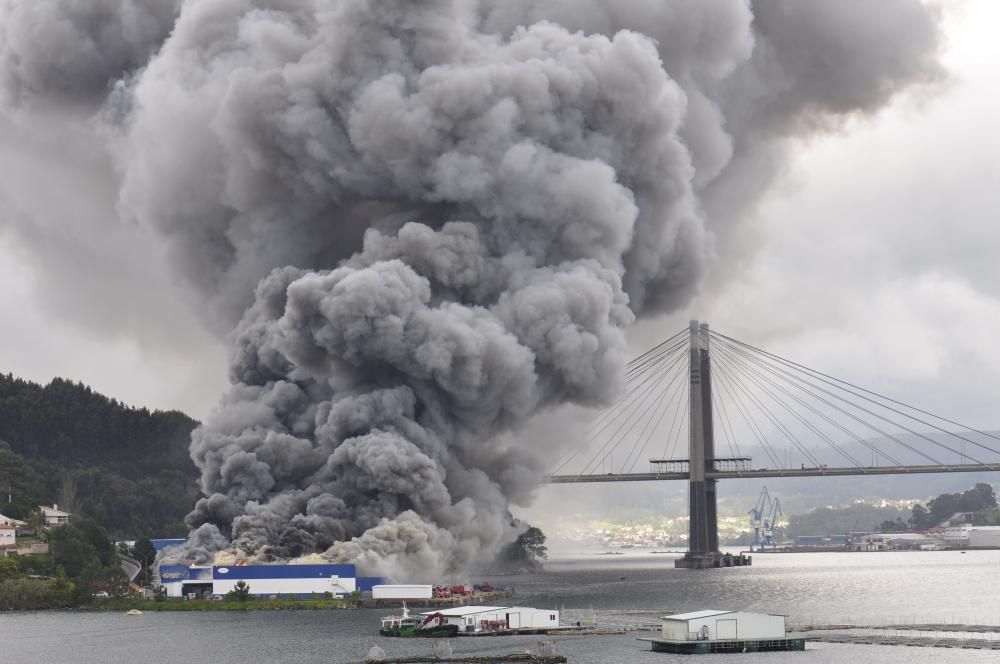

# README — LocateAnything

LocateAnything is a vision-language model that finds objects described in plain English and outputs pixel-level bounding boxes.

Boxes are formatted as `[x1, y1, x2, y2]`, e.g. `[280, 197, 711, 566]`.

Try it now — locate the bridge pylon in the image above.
[676, 321, 750, 569]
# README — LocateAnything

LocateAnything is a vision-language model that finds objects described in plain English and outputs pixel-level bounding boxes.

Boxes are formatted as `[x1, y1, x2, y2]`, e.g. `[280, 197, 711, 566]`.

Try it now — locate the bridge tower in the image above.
[676, 321, 749, 568]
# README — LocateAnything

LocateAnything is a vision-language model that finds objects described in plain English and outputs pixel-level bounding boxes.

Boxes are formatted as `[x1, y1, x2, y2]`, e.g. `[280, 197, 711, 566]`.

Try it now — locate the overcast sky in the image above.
[1, 0, 997, 429]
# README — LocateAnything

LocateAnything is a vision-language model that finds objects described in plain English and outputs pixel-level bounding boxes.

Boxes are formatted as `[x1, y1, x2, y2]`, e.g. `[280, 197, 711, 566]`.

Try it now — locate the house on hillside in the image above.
[39, 504, 72, 527]
[0, 523, 15, 551]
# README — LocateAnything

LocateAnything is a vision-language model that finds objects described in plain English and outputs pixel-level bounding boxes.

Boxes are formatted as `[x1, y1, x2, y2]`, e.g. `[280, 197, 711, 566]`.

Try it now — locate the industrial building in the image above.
[155, 563, 382, 599]
[419, 605, 559, 632]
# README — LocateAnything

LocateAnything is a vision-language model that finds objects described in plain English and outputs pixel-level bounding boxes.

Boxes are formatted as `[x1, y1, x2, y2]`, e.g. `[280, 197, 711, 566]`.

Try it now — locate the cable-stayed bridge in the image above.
[547, 321, 1000, 568]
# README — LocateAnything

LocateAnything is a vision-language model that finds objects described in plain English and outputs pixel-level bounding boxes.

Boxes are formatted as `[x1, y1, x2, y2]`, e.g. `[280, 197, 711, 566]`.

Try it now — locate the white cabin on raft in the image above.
[419, 605, 559, 632]
[661, 609, 786, 641]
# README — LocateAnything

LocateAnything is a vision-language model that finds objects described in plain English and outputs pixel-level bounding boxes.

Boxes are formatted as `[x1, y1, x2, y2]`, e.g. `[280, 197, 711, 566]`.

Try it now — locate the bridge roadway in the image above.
[547, 462, 1000, 483]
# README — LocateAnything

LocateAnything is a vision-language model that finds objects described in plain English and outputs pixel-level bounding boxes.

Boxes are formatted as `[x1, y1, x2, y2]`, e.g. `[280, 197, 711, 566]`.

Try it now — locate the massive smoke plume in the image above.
[0, 0, 943, 578]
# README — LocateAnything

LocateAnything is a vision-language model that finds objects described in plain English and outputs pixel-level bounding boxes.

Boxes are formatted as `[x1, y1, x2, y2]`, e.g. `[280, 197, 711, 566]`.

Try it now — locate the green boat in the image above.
[379, 604, 459, 638]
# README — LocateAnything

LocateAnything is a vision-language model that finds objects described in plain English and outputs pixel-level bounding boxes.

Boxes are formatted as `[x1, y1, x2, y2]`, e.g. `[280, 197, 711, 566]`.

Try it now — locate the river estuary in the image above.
[4, 549, 1000, 663]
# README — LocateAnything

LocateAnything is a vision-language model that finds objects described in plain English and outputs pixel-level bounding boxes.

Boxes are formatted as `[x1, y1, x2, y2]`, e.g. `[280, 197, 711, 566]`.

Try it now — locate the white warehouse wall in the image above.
[213, 576, 356, 596]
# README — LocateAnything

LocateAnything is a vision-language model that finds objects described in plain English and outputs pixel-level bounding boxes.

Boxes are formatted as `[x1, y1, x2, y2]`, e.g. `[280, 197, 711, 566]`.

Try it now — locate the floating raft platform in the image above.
[806, 633, 1000, 650]
[647, 637, 805, 654]
[674, 552, 752, 569]
[371, 654, 566, 663]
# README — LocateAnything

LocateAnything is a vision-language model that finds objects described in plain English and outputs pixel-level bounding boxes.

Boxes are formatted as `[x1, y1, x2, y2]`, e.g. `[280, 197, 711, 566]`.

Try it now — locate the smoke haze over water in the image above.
[0, 0, 944, 578]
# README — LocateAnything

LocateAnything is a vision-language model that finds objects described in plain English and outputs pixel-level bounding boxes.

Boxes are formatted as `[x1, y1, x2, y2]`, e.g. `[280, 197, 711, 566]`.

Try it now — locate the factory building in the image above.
[155, 563, 382, 599]
[661, 610, 786, 641]
[419, 605, 559, 632]
[968, 526, 1000, 548]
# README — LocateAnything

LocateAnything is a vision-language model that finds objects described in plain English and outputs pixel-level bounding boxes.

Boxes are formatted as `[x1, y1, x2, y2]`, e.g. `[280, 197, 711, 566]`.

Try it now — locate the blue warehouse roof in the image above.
[213, 564, 357, 580]
[151, 538, 187, 551]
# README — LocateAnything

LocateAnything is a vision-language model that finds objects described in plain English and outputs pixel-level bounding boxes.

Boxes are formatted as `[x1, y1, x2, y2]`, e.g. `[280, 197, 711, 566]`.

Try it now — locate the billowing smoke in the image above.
[0, 0, 943, 578]
[0, 0, 181, 108]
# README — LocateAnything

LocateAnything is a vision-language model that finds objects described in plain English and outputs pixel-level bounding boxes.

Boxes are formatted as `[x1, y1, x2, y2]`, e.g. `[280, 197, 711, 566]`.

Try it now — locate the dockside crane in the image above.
[762, 497, 783, 549]
[748, 486, 772, 551]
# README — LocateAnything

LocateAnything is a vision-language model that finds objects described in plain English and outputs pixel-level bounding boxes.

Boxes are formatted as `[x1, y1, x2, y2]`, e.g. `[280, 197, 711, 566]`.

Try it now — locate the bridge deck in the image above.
[547, 463, 1000, 483]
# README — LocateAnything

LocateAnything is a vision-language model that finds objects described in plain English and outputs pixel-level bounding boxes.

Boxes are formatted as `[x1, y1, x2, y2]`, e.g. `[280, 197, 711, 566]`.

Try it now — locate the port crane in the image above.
[748, 487, 783, 551]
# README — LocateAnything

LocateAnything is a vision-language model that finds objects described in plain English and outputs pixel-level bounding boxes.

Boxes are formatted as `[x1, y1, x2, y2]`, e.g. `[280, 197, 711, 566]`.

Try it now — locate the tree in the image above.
[227, 580, 251, 602]
[501, 526, 548, 564]
[0, 557, 18, 581]
[879, 517, 907, 533]
[910, 504, 931, 530]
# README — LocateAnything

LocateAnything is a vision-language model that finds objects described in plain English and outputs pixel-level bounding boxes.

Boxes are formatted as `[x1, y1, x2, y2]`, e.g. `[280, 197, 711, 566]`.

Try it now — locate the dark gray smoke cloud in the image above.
[0, 0, 944, 578]
[0, 0, 181, 108]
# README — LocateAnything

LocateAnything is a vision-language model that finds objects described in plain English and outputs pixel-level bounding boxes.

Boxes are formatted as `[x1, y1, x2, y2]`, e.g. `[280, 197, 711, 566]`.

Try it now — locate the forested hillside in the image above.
[0, 374, 199, 537]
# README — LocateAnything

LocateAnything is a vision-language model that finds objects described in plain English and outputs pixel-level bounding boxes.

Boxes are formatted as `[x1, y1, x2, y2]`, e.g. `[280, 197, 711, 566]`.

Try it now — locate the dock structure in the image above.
[360, 590, 513, 609]
[368, 655, 567, 663]
[648, 637, 806, 654]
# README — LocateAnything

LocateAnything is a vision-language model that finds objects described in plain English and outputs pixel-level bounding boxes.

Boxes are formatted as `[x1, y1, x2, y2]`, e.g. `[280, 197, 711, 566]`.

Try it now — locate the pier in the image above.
[359, 590, 514, 609]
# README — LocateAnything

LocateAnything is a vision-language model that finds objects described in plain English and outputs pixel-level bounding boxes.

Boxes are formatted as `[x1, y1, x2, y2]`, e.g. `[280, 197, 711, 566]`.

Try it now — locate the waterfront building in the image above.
[649, 609, 804, 654]
[968, 526, 1000, 548]
[154, 563, 382, 599]
[944, 524, 972, 547]
[419, 605, 559, 632]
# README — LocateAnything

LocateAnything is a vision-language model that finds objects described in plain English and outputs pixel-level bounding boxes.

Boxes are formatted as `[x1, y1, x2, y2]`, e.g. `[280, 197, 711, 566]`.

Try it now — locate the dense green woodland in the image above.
[0, 373, 199, 537]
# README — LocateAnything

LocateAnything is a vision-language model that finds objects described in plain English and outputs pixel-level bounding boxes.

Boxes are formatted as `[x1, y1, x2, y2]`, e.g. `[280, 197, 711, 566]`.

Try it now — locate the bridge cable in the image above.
[623, 363, 689, 474]
[711, 357, 823, 468]
[550, 338, 688, 474]
[712, 376, 744, 459]
[586, 336, 687, 433]
[712, 342, 865, 468]
[711, 382, 739, 460]
[658, 385, 689, 463]
[711, 336, 911, 467]
[713, 332, 1000, 458]
[711, 334, 978, 465]
[615, 357, 690, 474]
[714, 336, 946, 465]
[710, 356, 783, 468]
[577, 347, 689, 476]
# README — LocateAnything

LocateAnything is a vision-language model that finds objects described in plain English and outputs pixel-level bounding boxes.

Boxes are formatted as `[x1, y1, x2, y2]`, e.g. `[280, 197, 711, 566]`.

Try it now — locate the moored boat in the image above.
[379, 602, 459, 638]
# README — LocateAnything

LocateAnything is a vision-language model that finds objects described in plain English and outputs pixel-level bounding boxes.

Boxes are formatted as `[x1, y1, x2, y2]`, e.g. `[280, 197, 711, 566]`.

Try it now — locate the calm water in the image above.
[4, 549, 1000, 663]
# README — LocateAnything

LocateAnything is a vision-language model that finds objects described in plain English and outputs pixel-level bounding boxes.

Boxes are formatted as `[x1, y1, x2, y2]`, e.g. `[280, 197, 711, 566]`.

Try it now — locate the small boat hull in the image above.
[379, 624, 460, 638]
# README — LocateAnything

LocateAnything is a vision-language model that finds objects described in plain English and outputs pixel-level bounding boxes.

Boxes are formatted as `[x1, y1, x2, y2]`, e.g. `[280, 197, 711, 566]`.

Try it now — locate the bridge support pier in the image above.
[676, 321, 750, 569]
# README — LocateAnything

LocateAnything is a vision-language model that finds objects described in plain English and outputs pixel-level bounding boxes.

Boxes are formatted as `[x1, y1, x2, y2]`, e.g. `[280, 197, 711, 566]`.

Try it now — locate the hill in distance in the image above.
[0, 373, 199, 538]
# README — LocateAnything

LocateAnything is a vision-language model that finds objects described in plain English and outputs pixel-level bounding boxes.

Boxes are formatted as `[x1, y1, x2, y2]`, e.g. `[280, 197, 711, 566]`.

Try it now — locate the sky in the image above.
[0, 0, 997, 432]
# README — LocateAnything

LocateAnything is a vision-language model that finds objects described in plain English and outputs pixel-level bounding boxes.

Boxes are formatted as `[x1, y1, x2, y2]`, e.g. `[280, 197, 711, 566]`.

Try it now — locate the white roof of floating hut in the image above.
[664, 609, 735, 620]
[420, 606, 506, 616]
